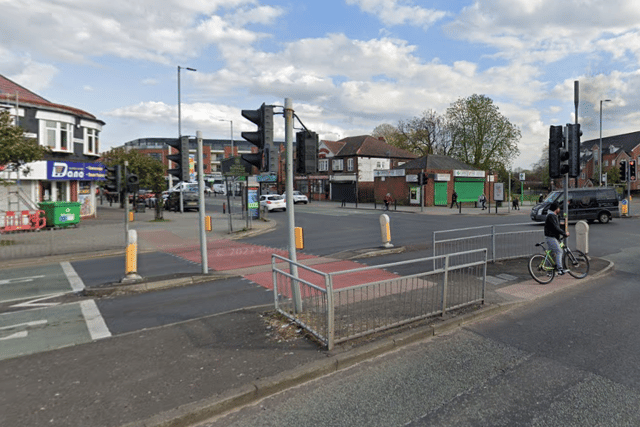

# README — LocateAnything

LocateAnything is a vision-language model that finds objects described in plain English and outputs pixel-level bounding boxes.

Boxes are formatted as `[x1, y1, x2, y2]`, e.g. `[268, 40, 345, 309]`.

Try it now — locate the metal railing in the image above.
[272, 249, 487, 350]
[433, 223, 543, 267]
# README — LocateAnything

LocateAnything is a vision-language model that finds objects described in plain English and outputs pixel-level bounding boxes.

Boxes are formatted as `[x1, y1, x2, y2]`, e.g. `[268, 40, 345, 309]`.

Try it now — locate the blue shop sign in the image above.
[47, 161, 106, 181]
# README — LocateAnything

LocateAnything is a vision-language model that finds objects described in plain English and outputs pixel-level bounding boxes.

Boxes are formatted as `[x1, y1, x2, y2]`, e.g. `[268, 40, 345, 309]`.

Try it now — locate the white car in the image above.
[260, 194, 287, 212]
[282, 190, 309, 204]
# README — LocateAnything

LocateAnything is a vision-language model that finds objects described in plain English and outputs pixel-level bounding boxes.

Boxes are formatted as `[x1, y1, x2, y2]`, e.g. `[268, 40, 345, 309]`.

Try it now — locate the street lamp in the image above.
[177, 66, 197, 138]
[599, 99, 611, 186]
[219, 119, 234, 158]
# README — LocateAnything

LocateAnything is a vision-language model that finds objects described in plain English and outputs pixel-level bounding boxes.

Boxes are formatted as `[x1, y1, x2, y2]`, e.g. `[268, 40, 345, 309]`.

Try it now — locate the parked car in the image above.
[165, 191, 200, 212]
[213, 183, 226, 194]
[259, 194, 287, 212]
[282, 190, 308, 204]
[530, 187, 620, 224]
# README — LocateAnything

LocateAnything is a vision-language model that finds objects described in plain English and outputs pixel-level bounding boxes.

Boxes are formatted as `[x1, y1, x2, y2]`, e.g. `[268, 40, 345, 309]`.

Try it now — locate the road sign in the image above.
[519, 173, 525, 180]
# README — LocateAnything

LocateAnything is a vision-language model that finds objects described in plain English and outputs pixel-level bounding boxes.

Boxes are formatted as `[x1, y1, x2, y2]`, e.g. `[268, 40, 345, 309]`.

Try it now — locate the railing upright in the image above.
[441, 254, 449, 314]
[326, 273, 335, 351]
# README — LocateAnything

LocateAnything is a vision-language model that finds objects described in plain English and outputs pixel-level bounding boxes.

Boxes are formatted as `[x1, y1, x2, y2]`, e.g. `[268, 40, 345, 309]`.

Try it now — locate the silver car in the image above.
[260, 194, 287, 212]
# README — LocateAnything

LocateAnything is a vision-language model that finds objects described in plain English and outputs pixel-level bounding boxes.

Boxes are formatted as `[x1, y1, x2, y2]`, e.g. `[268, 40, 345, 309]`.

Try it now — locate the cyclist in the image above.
[544, 202, 569, 275]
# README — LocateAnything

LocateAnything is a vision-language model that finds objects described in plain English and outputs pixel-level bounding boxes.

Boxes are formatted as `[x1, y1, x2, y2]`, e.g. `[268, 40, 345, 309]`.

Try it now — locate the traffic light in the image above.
[296, 130, 318, 175]
[241, 103, 274, 172]
[548, 125, 565, 178]
[418, 172, 427, 185]
[567, 123, 582, 178]
[126, 173, 139, 193]
[620, 160, 627, 182]
[167, 136, 190, 182]
[105, 164, 121, 193]
[630, 160, 637, 181]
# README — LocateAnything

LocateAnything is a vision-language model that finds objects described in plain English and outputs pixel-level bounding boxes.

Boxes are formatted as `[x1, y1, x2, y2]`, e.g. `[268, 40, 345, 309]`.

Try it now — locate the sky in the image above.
[2, 0, 640, 170]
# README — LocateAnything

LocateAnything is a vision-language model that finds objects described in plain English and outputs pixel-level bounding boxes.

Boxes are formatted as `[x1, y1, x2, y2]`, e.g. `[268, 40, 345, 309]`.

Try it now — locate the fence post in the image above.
[441, 254, 449, 315]
[326, 273, 335, 351]
[272, 255, 279, 310]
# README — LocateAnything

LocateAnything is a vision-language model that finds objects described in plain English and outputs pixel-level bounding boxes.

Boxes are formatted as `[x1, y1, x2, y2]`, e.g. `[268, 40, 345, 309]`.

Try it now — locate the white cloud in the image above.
[346, 0, 448, 29]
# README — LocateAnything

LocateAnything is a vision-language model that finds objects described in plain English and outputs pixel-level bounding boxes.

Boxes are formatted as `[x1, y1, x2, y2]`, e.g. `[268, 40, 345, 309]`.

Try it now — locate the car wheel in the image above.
[304, 201, 308, 204]
[598, 212, 610, 224]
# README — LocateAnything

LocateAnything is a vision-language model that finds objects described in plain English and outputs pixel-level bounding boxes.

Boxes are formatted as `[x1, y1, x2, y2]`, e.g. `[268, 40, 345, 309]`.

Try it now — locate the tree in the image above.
[396, 110, 452, 157]
[372, 123, 401, 146]
[0, 109, 49, 181]
[100, 148, 166, 220]
[446, 94, 520, 171]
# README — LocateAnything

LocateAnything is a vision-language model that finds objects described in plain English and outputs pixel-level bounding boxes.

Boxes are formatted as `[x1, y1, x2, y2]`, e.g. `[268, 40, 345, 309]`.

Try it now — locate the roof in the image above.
[397, 154, 478, 171]
[0, 74, 101, 122]
[334, 135, 418, 159]
[583, 131, 640, 155]
[321, 140, 346, 154]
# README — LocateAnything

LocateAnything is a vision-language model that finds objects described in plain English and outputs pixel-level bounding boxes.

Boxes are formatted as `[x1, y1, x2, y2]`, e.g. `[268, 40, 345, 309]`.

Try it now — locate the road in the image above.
[201, 245, 640, 427]
[1, 204, 636, 362]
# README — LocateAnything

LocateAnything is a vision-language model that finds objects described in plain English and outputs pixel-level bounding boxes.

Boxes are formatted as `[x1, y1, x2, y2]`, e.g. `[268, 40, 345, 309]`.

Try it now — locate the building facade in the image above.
[0, 74, 105, 218]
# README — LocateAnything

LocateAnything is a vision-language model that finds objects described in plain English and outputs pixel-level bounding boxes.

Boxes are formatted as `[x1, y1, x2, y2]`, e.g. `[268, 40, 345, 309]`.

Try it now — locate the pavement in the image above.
[0, 198, 626, 427]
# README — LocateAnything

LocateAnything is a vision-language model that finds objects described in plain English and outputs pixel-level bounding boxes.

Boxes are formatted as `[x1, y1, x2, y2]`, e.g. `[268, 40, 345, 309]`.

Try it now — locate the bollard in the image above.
[223, 202, 226, 214]
[379, 214, 393, 248]
[121, 230, 142, 283]
[576, 220, 589, 254]
[205, 215, 212, 232]
[295, 227, 304, 249]
[129, 211, 134, 222]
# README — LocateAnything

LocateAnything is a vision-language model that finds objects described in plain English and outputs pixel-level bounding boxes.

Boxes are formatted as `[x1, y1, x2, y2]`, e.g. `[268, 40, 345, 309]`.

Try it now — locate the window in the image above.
[85, 128, 99, 154]
[318, 159, 328, 172]
[347, 158, 354, 171]
[43, 120, 73, 152]
[376, 161, 383, 169]
[332, 159, 343, 171]
[604, 160, 609, 167]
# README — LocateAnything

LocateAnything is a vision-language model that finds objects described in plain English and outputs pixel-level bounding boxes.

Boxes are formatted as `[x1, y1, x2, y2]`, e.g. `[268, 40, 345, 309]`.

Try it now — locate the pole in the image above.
[508, 171, 511, 213]
[599, 100, 603, 186]
[574, 80, 579, 189]
[420, 169, 424, 213]
[285, 98, 302, 313]
[124, 161, 129, 243]
[196, 131, 208, 274]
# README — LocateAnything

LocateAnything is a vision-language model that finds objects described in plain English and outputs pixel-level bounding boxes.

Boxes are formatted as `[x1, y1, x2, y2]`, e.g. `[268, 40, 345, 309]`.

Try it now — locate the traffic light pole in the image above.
[285, 98, 302, 313]
[196, 131, 208, 274]
[124, 161, 129, 244]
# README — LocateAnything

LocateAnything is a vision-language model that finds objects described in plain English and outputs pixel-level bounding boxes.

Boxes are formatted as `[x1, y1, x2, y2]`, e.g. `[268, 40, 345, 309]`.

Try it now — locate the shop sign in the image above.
[256, 174, 277, 183]
[453, 170, 485, 178]
[47, 161, 106, 181]
[374, 169, 405, 177]
[434, 174, 450, 181]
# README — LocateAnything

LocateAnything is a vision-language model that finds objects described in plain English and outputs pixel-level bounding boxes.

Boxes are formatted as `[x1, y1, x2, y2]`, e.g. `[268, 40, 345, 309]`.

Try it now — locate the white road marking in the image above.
[61, 261, 85, 292]
[10, 293, 64, 308]
[0, 319, 48, 340]
[80, 300, 111, 340]
[0, 275, 46, 285]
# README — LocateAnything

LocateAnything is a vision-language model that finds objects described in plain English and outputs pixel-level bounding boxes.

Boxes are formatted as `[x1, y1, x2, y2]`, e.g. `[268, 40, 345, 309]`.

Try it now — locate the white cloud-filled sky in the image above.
[2, 0, 639, 169]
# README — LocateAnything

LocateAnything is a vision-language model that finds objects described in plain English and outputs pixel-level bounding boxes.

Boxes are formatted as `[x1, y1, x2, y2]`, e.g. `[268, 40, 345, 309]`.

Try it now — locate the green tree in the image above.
[446, 94, 520, 170]
[396, 110, 451, 157]
[0, 110, 49, 181]
[606, 165, 620, 184]
[100, 148, 166, 219]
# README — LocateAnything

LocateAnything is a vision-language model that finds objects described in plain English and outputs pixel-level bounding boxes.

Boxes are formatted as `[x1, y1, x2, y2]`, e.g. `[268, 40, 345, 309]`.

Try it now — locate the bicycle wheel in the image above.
[564, 249, 589, 279]
[528, 254, 555, 284]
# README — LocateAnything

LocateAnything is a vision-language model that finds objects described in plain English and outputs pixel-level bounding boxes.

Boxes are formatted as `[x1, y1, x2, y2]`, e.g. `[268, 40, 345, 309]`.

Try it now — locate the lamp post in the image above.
[219, 119, 234, 158]
[599, 99, 611, 186]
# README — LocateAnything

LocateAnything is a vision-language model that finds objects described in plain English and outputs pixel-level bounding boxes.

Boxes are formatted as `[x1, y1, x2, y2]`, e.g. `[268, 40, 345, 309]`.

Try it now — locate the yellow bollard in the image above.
[205, 215, 212, 232]
[379, 214, 393, 248]
[122, 230, 142, 282]
[129, 211, 134, 222]
[295, 227, 304, 250]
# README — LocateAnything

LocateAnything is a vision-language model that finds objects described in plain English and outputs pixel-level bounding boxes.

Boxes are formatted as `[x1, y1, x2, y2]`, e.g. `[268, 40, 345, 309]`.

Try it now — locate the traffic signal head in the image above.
[167, 136, 190, 182]
[105, 164, 121, 193]
[126, 173, 139, 193]
[241, 103, 274, 172]
[630, 160, 637, 181]
[620, 160, 627, 182]
[567, 123, 582, 178]
[296, 130, 318, 175]
[548, 125, 565, 178]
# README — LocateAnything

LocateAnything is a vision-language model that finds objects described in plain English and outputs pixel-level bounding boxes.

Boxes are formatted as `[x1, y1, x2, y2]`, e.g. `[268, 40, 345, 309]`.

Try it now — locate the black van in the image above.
[530, 188, 620, 223]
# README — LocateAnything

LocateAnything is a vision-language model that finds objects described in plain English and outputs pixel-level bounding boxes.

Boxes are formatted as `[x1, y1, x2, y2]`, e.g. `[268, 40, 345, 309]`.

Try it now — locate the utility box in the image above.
[576, 220, 589, 254]
[38, 201, 81, 228]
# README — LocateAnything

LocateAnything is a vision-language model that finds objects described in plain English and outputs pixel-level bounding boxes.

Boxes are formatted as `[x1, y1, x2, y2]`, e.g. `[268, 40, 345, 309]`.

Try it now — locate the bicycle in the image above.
[528, 237, 590, 284]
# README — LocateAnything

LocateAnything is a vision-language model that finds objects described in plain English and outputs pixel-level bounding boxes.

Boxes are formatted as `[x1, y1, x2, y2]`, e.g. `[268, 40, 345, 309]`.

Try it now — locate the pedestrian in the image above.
[544, 202, 569, 274]
[384, 193, 393, 211]
[479, 193, 486, 210]
[512, 196, 520, 210]
[450, 191, 458, 209]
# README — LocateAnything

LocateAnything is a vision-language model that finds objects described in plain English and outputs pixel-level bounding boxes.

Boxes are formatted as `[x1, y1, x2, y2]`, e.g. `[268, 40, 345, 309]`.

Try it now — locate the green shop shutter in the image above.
[454, 179, 484, 202]
[434, 182, 448, 205]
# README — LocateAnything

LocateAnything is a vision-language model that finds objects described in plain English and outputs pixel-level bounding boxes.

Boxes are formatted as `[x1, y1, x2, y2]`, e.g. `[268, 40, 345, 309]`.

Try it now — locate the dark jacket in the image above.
[544, 212, 566, 239]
